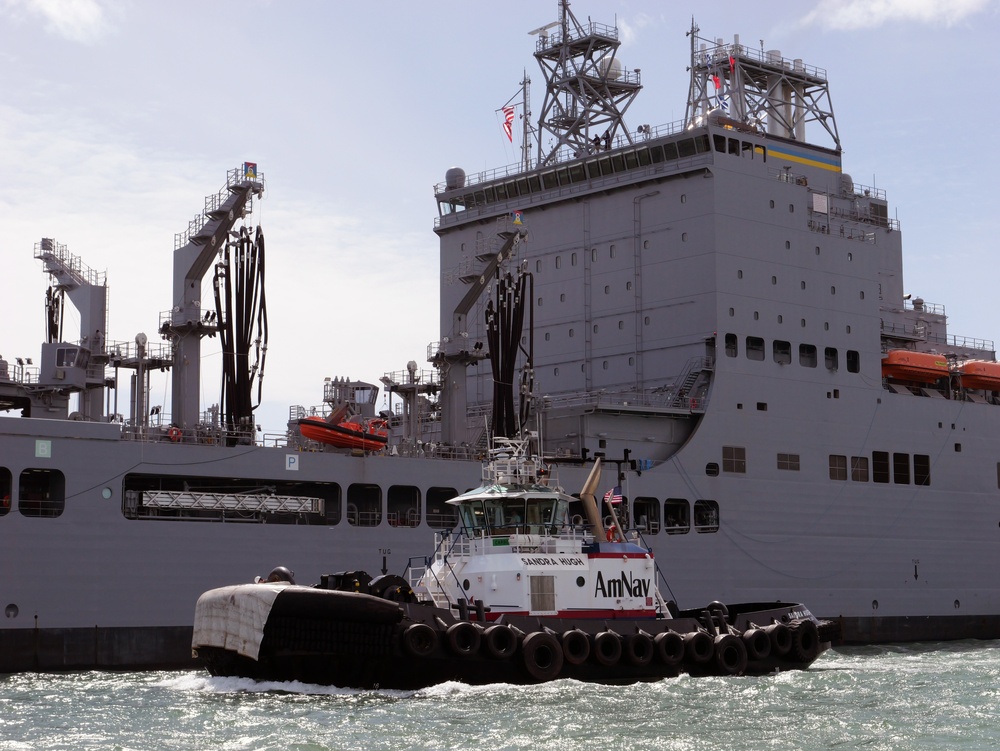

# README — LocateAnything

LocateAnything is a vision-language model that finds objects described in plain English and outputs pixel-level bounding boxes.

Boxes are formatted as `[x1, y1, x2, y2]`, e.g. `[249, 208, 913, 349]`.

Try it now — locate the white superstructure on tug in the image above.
[415, 436, 668, 620]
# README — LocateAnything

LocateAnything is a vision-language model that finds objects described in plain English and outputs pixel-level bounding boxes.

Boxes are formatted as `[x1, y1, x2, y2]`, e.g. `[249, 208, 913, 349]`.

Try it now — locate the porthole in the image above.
[681, 232, 688, 242]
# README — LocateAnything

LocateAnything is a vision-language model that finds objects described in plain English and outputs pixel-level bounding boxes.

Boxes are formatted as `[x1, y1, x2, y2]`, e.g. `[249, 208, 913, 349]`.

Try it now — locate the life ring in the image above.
[605, 525, 617, 542]
[400, 623, 437, 657]
[0, 495, 9, 509]
[520, 631, 564, 682]
[168, 427, 182, 442]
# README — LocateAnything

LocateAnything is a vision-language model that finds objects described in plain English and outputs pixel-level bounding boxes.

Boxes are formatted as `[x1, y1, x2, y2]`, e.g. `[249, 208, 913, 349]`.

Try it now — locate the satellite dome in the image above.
[445, 167, 466, 190]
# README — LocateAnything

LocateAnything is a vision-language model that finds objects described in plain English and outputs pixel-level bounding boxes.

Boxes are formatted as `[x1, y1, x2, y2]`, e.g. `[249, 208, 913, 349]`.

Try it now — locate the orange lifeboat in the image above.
[298, 416, 389, 452]
[958, 360, 1000, 391]
[881, 350, 950, 384]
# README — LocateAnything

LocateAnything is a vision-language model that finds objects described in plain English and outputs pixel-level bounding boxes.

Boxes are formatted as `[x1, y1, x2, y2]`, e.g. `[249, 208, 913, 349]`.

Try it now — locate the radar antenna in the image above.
[532, 0, 642, 166]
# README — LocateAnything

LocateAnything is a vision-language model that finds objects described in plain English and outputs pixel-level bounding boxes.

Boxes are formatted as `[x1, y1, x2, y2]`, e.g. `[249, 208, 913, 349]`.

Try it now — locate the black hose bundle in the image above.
[213, 225, 268, 443]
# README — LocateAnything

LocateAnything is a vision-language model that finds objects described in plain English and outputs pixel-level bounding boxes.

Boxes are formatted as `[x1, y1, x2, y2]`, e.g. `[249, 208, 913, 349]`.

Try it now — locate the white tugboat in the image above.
[192, 435, 837, 688]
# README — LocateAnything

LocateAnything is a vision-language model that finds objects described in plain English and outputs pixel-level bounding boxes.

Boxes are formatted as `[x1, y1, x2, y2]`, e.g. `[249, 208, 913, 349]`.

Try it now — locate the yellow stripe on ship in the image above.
[769, 146, 842, 172]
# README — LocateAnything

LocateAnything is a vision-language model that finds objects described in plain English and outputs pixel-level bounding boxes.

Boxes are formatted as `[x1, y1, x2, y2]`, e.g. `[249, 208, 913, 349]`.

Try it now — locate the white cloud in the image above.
[3, 0, 115, 43]
[799, 0, 995, 29]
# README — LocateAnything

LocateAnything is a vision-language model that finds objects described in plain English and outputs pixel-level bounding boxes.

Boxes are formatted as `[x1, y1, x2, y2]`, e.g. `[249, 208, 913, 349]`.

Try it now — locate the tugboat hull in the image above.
[192, 583, 837, 689]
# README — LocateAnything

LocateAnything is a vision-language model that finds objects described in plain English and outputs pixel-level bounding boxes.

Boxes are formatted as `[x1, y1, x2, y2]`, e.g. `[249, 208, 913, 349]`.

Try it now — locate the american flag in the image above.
[603, 486, 623, 505]
[502, 105, 515, 142]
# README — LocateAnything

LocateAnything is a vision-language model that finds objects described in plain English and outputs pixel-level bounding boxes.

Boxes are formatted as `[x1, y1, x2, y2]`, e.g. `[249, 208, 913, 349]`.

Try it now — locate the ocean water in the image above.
[1, 642, 999, 751]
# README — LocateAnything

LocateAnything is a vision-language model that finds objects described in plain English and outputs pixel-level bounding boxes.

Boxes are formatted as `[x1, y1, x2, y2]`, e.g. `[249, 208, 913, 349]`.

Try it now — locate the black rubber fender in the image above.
[561, 629, 591, 665]
[683, 630, 714, 664]
[742, 628, 771, 662]
[766, 622, 792, 656]
[446, 621, 481, 656]
[400, 622, 436, 658]
[789, 618, 820, 663]
[592, 630, 623, 667]
[654, 630, 685, 667]
[713, 633, 748, 676]
[482, 624, 518, 659]
[521, 631, 564, 682]
[624, 632, 655, 667]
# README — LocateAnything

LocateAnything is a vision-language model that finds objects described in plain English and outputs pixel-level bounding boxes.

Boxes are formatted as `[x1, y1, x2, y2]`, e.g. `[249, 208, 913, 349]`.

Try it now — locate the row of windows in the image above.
[725, 333, 861, 373]
[446, 134, 715, 210]
[605, 496, 720, 535]
[829, 453, 931, 485]
[737, 267, 864, 298]
[705, 447, 933, 487]
[0, 469, 464, 528]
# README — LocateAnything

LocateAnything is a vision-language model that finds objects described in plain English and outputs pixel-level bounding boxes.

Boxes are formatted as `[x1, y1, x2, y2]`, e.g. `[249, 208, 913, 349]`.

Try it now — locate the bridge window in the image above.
[746, 337, 765, 361]
[18, 469, 65, 518]
[799, 344, 817, 368]
[773, 340, 791, 365]
[914, 455, 931, 486]
[825, 347, 839, 371]
[722, 446, 746, 473]
[694, 500, 719, 533]
[777, 453, 800, 471]
[347, 483, 382, 527]
[427, 487, 459, 529]
[665, 498, 690, 534]
[829, 455, 847, 481]
[847, 350, 860, 373]
[725, 333, 738, 357]
[893, 453, 910, 485]
[0, 468, 10, 516]
[873, 451, 890, 483]
[387, 485, 420, 528]
[852, 456, 869, 482]
[633, 496, 660, 534]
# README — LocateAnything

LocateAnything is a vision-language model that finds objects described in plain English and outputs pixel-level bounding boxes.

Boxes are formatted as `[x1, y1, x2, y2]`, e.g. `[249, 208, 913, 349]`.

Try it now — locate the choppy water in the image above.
[1, 642, 999, 750]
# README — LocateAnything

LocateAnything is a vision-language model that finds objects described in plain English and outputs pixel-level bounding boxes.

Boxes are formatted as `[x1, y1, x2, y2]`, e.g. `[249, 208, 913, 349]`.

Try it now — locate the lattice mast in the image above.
[684, 21, 840, 150]
[532, 0, 642, 166]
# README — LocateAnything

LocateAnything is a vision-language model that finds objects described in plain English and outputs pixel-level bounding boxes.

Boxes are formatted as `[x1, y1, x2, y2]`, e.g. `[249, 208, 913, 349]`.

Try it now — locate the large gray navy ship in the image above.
[2, 2, 997, 672]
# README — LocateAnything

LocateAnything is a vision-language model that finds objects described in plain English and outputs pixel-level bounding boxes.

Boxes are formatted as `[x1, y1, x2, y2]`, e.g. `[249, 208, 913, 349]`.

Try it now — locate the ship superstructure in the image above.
[1, 3, 999, 672]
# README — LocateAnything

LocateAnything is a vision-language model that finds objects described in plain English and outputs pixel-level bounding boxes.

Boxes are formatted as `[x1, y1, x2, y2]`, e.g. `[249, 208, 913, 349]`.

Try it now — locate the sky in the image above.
[1, 0, 998, 434]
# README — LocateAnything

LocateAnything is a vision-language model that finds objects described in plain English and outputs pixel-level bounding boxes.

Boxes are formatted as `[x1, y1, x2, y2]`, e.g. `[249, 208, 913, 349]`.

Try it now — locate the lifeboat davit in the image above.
[298, 416, 389, 451]
[959, 360, 1000, 391]
[881, 350, 950, 384]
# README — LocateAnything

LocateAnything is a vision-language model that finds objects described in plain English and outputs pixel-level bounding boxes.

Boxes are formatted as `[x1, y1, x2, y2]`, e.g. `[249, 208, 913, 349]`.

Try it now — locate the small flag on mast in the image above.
[502, 105, 515, 142]
[603, 486, 623, 505]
